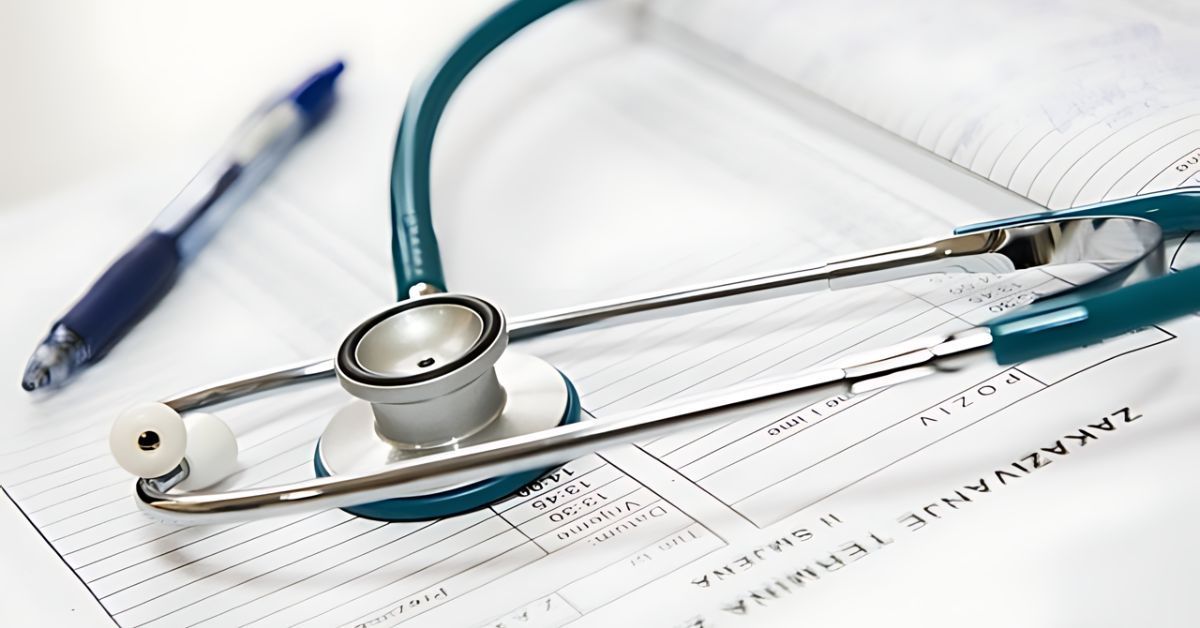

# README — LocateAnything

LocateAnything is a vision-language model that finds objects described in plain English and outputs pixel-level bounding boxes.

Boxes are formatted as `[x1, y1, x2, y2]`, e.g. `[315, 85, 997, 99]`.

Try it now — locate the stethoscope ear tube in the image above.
[121, 213, 1170, 522]
[134, 329, 995, 525]
[129, 253, 1200, 524]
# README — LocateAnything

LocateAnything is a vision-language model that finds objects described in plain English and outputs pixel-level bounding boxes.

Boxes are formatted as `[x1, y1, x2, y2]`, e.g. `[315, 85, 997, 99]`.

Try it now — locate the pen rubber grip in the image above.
[59, 232, 181, 359]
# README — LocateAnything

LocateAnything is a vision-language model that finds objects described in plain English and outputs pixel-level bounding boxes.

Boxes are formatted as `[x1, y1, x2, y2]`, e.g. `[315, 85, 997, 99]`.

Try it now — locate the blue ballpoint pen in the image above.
[21, 60, 345, 392]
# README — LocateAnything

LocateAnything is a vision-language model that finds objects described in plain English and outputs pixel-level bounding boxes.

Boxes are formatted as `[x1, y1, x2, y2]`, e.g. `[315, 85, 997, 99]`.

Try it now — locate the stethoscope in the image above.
[108, 0, 1200, 525]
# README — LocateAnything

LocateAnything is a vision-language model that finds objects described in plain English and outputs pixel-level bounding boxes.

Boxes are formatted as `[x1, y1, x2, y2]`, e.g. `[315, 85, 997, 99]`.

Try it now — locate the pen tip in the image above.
[23, 326, 85, 393]
[291, 60, 347, 121]
[21, 367, 49, 392]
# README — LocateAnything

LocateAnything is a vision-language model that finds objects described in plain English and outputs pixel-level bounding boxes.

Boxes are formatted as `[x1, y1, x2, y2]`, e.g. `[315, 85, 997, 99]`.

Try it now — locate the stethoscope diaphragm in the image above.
[320, 293, 581, 520]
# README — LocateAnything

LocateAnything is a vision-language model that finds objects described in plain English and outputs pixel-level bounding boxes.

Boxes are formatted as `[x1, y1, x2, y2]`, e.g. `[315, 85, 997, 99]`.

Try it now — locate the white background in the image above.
[0, 0, 502, 208]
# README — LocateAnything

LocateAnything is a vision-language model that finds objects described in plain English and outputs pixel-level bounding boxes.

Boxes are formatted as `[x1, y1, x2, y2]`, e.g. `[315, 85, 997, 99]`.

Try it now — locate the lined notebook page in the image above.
[645, 0, 1200, 208]
[3, 2, 1200, 627]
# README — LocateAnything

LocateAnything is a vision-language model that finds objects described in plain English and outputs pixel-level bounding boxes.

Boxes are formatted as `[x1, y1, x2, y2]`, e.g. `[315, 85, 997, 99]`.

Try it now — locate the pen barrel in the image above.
[59, 232, 181, 359]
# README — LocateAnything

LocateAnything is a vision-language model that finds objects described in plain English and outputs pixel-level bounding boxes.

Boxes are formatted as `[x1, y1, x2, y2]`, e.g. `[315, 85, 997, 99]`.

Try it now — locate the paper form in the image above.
[3, 2, 1200, 627]
[645, 0, 1200, 209]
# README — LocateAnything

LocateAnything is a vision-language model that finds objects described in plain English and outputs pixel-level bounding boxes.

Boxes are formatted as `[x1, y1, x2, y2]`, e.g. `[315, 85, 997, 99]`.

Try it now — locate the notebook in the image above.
[2, 1, 1198, 626]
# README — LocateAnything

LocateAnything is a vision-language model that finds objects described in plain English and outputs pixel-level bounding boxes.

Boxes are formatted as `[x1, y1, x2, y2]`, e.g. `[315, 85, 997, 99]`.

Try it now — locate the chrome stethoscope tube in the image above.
[142, 329, 993, 525]
[162, 212, 1158, 413]
[133, 214, 1162, 524]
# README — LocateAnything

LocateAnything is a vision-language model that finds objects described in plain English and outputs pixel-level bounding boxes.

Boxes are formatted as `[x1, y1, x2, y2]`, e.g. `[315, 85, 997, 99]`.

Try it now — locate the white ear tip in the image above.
[110, 402, 187, 478]
[176, 413, 239, 491]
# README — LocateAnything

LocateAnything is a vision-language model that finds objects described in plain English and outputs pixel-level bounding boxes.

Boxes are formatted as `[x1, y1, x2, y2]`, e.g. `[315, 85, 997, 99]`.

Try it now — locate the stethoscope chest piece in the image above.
[319, 294, 580, 521]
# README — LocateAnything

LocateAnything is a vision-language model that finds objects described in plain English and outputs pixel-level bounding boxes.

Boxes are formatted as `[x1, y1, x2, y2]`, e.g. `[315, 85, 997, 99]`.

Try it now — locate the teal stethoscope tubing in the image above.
[379, 0, 578, 522]
[390, 0, 577, 295]
[961, 188, 1200, 363]
[388, 0, 1200, 366]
